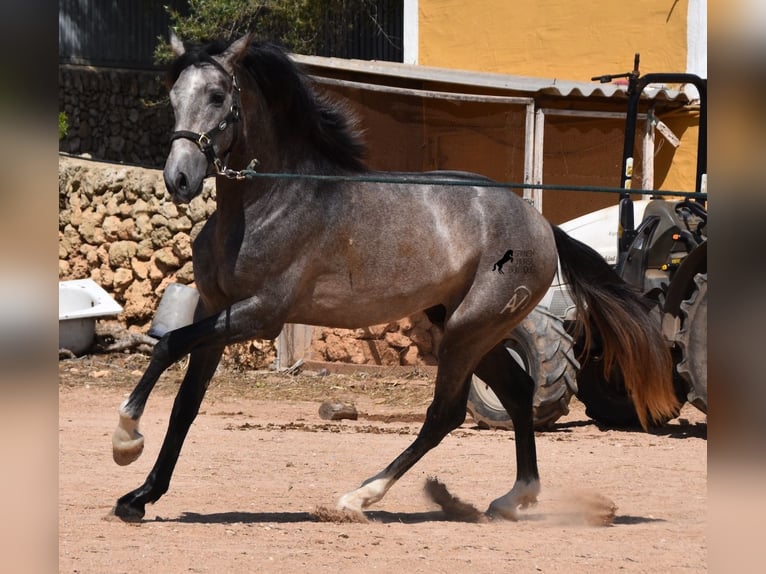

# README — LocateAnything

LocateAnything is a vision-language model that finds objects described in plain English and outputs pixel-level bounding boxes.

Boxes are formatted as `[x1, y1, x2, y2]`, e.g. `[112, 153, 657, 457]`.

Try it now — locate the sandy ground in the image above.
[59, 354, 707, 573]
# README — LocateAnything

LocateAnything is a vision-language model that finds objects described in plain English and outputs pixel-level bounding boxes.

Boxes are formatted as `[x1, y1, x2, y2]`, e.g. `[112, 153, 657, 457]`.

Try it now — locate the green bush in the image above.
[58, 112, 69, 140]
[154, 0, 376, 64]
[155, 0, 314, 64]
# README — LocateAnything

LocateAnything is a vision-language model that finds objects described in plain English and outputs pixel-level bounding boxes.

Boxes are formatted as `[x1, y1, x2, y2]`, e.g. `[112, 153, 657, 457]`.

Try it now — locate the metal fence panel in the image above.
[59, 0, 188, 69]
[59, 1, 403, 69]
[317, 0, 403, 62]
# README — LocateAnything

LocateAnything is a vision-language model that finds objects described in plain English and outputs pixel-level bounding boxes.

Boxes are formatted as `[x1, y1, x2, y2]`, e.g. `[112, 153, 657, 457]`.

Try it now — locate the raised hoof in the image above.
[112, 423, 144, 466]
[111, 500, 146, 523]
[112, 437, 144, 466]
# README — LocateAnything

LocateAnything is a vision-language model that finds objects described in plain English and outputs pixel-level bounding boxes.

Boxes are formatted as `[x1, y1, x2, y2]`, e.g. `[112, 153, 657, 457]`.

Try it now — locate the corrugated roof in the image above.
[293, 54, 690, 104]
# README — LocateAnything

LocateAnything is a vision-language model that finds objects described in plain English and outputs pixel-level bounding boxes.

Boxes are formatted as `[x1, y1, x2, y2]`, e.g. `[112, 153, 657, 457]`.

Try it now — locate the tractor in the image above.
[468, 55, 707, 429]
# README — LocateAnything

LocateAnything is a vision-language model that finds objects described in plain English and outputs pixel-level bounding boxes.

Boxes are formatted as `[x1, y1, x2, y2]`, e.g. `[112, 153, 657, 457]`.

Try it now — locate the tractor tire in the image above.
[467, 307, 578, 430]
[676, 273, 707, 413]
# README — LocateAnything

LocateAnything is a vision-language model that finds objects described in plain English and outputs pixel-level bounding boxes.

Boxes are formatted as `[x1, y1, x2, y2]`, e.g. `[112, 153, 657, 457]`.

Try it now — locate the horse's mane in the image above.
[167, 39, 230, 84]
[168, 38, 368, 173]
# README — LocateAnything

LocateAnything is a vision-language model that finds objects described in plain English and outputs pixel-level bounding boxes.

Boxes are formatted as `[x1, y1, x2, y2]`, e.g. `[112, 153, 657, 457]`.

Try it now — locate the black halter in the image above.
[169, 59, 242, 177]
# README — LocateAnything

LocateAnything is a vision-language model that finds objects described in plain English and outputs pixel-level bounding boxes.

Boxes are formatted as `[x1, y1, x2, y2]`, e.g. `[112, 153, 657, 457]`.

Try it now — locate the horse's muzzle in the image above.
[164, 143, 207, 203]
[164, 169, 203, 204]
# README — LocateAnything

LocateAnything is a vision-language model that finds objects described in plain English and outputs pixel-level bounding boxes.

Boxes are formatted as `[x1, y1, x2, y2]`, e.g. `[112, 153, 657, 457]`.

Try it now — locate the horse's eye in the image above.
[210, 92, 226, 107]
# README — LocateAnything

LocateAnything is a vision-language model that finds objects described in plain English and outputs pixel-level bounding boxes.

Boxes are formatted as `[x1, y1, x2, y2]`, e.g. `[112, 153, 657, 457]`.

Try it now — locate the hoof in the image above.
[112, 433, 144, 466]
[111, 501, 146, 523]
[336, 492, 364, 514]
[486, 502, 520, 521]
[112, 415, 144, 466]
[487, 479, 540, 521]
[313, 505, 368, 524]
[336, 475, 390, 513]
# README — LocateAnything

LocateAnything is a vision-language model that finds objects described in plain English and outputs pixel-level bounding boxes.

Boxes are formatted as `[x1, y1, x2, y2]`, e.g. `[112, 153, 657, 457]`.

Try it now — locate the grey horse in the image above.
[111, 34, 678, 522]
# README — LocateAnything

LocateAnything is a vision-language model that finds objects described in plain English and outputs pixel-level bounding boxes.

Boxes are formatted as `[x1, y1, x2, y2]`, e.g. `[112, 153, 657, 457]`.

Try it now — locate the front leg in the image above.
[112, 296, 288, 521]
[111, 333, 181, 466]
[113, 344, 224, 521]
[112, 296, 287, 466]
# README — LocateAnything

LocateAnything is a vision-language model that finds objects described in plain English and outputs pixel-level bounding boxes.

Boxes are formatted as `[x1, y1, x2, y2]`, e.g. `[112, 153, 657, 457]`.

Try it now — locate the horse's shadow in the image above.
[589, 421, 708, 439]
[153, 509, 666, 526]
[154, 510, 455, 525]
[613, 515, 667, 525]
[538, 419, 707, 440]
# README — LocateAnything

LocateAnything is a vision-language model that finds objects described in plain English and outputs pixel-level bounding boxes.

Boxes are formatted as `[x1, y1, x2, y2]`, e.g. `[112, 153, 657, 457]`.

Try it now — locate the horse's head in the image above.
[163, 33, 250, 204]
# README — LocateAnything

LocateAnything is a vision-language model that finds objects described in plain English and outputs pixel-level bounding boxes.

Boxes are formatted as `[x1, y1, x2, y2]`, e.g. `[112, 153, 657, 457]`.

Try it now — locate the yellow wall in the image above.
[419, 0, 689, 81]
[418, 0, 701, 200]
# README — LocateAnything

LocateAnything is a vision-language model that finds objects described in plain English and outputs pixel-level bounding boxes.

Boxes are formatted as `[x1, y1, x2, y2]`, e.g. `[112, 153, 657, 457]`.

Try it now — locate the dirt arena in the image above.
[59, 354, 707, 573]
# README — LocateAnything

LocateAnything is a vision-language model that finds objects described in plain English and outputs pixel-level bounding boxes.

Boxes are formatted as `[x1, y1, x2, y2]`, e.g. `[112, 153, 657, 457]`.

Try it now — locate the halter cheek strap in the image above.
[170, 102, 240, 173]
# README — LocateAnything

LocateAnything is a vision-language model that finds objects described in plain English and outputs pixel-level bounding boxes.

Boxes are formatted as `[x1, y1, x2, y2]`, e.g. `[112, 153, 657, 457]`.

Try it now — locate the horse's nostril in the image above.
[177, 172, 189, 192]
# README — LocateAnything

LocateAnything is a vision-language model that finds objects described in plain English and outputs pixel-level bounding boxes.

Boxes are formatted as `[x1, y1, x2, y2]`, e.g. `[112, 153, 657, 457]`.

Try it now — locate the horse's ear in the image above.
[169, 29, 185, 57]
[223, 34, 252, 65]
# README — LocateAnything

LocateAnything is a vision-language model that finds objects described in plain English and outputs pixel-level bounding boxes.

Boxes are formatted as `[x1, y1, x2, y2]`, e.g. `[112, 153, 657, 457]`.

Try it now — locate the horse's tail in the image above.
[551, 224, 678, 429]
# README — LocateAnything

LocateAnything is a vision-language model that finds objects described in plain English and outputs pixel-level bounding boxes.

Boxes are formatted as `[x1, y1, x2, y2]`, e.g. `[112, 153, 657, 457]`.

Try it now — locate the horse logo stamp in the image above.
[492, 249, 514, 273]
[494, 248, 536, 275]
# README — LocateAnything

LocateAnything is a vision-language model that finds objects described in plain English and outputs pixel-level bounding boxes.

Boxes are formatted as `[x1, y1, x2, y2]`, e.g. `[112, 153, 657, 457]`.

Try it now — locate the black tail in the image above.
[551, 224, 678, 429]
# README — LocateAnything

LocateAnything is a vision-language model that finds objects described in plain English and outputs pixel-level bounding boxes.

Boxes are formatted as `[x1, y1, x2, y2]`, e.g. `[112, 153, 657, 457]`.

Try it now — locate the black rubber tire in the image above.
[677, 273, 707, 413]
[467, 307, 578, 430]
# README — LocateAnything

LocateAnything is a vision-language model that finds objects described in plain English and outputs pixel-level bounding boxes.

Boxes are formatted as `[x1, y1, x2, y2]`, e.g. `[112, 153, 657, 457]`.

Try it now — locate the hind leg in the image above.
[337, 333, 477, 513]
[474, 343, 541, 520]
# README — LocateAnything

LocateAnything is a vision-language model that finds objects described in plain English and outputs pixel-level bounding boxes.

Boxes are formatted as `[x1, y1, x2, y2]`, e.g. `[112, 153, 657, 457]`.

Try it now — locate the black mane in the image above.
[168, 38, 368, 173]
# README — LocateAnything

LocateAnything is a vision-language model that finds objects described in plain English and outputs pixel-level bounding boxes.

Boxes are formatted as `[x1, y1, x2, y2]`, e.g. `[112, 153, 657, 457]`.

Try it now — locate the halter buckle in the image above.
[196, 133, 212, 149]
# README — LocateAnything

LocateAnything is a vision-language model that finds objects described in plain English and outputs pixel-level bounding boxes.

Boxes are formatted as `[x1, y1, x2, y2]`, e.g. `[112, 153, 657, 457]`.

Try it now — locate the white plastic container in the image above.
[147, 283, 199, 339]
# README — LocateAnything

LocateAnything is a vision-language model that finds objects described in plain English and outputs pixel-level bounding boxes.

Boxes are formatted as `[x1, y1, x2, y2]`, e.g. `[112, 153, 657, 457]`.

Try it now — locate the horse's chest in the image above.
[191, 217, 246, 297]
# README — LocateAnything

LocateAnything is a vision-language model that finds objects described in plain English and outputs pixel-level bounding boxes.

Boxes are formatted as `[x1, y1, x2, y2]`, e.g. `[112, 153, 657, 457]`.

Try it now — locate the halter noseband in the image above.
[169, 60, 248, 179]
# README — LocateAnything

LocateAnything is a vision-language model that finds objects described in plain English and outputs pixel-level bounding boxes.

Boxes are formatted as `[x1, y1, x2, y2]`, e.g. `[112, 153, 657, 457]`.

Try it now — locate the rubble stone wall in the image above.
[58, 156, 438, 367]
[59, 65, 172, 167]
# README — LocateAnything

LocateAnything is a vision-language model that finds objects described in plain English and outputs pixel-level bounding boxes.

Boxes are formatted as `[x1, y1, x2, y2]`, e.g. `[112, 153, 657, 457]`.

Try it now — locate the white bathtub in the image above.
[59, 279, 123, 354]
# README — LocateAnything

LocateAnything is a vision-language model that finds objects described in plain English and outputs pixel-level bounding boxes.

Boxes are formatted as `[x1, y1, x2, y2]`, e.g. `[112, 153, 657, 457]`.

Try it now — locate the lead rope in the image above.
[216, 158, 261, 180]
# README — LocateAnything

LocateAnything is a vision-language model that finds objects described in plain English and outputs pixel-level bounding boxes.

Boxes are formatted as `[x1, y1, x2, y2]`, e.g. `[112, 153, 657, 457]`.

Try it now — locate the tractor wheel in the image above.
[676, 273, 707, 413]
[467, 308, 578, 430]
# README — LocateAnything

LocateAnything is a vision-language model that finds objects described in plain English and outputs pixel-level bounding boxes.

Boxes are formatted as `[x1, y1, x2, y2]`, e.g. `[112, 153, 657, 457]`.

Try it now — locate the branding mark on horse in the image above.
[501, 286, 532, 315]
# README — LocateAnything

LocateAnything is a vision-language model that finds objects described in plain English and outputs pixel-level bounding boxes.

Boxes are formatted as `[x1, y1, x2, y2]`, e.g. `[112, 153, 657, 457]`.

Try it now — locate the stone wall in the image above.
[59, 65, 172, 167]
[58, 156, 213, 325]
[58, 156, 438, 367]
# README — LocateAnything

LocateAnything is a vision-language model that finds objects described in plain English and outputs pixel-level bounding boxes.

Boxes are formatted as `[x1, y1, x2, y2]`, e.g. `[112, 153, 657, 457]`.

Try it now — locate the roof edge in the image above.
[293, 54, 690, 104]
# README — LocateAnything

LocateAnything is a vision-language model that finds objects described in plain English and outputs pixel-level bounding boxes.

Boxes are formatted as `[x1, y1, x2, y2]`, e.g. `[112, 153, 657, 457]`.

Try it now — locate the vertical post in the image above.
[523, 102, 535, 190]
[616, 54, 641, 271]
[641, 105, 655, 197]
[276, 324, 314, 370]
[530, 107, 545, 213]
[619, 53, 641, 193]
[403, 0, 419, 65]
